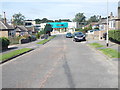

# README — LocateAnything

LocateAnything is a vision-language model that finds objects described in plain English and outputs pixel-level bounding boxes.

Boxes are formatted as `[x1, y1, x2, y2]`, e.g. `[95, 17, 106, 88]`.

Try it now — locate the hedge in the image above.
[108, 30, 120, 43]
[0, 37, 10, 50]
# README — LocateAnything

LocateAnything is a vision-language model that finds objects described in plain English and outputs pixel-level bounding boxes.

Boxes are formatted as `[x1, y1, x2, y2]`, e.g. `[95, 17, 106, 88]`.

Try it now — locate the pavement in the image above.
[2, 34, 118, 88]
[86, 37, 120, 52]
[1, 38, 44, 54]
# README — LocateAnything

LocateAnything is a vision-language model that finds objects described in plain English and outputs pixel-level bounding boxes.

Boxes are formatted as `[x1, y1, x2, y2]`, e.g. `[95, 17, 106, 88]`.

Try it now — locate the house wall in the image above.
[115, 21, 120, 30]
[109, 20, 116, 30]
[0, 31, 8, 37]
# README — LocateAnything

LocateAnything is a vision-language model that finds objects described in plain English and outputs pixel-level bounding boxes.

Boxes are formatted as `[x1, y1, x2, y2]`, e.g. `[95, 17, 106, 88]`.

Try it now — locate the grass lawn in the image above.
[37, 35, 56, 44]
[0, 48, 32, 61]
[100, 48, 120, 58]
[89, 43, 105, 48]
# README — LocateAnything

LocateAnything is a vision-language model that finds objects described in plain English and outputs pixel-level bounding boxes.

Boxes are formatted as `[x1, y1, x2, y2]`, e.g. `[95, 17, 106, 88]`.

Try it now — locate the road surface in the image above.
[2, 34, 118, 88]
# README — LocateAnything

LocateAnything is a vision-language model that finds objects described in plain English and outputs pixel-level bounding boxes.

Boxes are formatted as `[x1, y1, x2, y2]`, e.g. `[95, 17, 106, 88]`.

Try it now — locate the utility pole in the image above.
[106, 0, 109, 47]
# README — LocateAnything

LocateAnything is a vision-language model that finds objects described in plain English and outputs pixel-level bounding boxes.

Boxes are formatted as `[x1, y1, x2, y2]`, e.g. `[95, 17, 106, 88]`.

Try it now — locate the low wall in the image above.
[87, 30, 107, 40]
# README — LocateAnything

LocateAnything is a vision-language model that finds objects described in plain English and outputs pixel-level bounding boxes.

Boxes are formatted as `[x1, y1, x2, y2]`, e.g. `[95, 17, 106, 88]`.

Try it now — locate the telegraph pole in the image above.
[106, 0, 109, 47]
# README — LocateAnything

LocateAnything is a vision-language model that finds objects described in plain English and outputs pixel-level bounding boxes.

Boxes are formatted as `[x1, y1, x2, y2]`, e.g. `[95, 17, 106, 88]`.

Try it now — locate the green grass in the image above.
[99, 48, 120, 58]
[37, 35, 56, 44]
[89, 43, 105, 48]
[0, 48, 32, 61]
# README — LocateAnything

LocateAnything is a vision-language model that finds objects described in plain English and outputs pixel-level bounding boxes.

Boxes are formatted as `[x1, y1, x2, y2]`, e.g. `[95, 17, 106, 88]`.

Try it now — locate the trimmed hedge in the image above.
[108, 30, 120, 43]
[0, 37, 10, 50]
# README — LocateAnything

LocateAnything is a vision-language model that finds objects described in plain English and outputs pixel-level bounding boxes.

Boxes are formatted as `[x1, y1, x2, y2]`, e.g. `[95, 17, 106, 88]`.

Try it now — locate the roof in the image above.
[0, 21, 14, 30]
[25, 27, 34, 31]
[98, 18, 107, 24]
[15, 26, 28, 32]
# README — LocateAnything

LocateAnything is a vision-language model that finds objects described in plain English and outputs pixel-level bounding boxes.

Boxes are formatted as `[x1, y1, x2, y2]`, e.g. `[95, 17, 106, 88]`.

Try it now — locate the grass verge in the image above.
[99, 48, 120, 58]
[37, 35, 56, 44]
[89, 43, 105, 48]
[0, 48, 32, 61]
[89, 42, 120, 58]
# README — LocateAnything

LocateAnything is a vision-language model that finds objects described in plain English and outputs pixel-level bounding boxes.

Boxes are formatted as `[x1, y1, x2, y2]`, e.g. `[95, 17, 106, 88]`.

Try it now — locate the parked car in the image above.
[87, 29, 100, 34]
[87, 30, 94, 34]
[73, 32, 86, 42]
[66, 32, 73, 38]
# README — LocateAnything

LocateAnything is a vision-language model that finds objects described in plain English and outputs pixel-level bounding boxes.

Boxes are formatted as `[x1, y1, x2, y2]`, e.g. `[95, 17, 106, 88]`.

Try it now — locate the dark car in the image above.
[103, 32, 107, 40]
[73, 32, 86, 42]
[66, 33, 73, 38]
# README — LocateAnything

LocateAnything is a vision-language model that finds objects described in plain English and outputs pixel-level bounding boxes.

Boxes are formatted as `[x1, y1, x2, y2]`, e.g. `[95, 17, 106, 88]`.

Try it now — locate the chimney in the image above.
[3, 12, 7, 24]
[99, 16, 101, 20]
[110, 12, 113, 19]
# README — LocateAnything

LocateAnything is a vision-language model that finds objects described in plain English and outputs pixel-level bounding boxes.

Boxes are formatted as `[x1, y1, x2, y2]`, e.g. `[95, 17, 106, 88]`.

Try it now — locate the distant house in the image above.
[98, 17, 108, 31]
[0, 20, 15, 37]
[108, 2, 120, 30]
[24, 20, 36, 34]
[83, 22, 99, 30]
[15, 26, 28, 36]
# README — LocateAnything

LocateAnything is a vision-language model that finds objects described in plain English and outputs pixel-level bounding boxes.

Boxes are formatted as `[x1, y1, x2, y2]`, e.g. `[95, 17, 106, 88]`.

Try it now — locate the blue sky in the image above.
[1, 0, 119, 20]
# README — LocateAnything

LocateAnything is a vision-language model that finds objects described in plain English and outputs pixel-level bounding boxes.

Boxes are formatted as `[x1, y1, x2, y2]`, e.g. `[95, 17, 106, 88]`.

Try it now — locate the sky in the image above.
[0, 0, 120, 21]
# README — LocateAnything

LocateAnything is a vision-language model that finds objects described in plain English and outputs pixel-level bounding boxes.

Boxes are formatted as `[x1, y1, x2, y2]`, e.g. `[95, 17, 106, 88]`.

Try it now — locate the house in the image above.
[84, 22, 99, 30]
[24, 20, 36, 34]
[15, 26, 28, 36]
[117, 1, 120, 30]
[0, 20, 15, 37]
[108, 1, 120, 30]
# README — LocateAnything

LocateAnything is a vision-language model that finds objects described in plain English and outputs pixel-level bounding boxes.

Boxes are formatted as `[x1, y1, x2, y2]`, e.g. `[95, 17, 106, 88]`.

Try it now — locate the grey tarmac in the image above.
[2, 34, 118, 88]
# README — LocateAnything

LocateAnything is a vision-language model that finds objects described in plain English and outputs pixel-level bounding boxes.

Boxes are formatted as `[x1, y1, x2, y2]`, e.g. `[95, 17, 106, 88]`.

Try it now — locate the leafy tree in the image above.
[44, 24, 53, 36]
[73, 13, 86, 22]
[88, 15, 99, 23]
[35, 19, 41, 24]
[13, 12, 25, 25]
[41, 18, 48, 23]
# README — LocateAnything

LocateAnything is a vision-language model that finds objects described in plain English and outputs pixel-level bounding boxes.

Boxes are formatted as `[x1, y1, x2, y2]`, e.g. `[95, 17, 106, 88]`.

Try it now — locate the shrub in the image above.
[108, 30, 120, 43]
[0, 37, 10, 50]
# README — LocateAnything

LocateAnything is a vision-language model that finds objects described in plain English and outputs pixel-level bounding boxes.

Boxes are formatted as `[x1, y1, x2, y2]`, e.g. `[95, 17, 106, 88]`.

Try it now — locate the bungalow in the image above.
[15, 26, 28, 36]
[0, 20, 15, 37]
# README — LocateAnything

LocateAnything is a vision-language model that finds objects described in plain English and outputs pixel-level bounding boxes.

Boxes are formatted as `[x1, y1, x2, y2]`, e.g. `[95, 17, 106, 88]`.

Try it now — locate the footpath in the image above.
[87, 39, 120, 52]
[1, 39, 42, 54]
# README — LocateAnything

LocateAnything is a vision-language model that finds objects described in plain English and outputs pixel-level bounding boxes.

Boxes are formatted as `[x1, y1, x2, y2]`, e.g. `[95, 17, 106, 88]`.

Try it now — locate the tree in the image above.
[73, 13, 86, 22]
[41, 18, 48, 23]
[35, 19, 41, 24]
[44, 24, 53, 36]
[12, 12, 25, 25]
[88, 15, 99, 23]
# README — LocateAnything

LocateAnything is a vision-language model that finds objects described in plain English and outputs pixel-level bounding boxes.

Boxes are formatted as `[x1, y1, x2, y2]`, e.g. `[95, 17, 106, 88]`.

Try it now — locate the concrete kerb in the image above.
[86, 43, 118, 66]
[86, 44, 111, 60]
[0, 49, 34, 64]
[1, 35, 56, 64]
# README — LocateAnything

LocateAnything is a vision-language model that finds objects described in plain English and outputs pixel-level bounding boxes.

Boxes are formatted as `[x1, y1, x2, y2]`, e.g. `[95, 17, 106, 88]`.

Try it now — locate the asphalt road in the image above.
[2, 34, 118, 88]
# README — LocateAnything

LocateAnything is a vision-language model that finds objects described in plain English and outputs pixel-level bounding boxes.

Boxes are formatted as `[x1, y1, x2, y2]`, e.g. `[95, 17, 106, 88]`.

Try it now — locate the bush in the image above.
[0, 37, 10, 50]
[108, 30, 120, 43]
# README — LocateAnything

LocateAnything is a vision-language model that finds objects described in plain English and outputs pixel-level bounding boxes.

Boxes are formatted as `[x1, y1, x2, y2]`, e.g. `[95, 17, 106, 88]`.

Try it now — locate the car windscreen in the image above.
[67, 33, 72, 35]
[75, 32, 83, 35]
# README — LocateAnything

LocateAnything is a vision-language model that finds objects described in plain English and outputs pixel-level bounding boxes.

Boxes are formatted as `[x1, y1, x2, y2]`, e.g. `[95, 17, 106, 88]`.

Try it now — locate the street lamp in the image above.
[106, 0, 109, 47]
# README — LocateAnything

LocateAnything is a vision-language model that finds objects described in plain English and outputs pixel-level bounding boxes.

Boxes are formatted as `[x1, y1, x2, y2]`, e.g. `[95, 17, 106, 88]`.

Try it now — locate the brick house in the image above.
[0, 20, 15, 37]
[15, 25, 28, 36]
